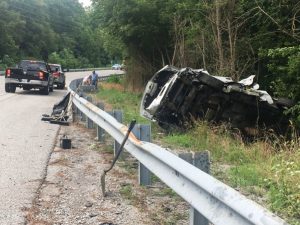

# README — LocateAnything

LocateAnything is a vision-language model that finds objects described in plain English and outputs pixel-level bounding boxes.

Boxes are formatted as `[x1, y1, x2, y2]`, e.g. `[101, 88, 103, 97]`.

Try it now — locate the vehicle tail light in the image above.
[6, 69, 11, 77]
[38, 71, 44, 79]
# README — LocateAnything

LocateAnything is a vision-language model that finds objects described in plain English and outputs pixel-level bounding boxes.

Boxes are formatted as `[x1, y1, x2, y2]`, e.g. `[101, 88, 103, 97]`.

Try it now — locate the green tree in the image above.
[93, 0, 173, 87]
[0, 0, 111, 67]
[260, 46, 300, 125]
[0, 0, 24, 63]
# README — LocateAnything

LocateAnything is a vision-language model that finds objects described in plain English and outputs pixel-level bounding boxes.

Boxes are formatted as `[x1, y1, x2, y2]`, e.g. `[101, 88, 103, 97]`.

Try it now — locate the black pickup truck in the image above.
[5, 60, 54, 95]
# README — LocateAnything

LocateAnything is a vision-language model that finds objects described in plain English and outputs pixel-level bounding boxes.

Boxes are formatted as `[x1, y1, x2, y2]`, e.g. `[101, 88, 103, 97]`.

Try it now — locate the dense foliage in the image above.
[0, 0, 110, 69]
[92, 0, 300, 124]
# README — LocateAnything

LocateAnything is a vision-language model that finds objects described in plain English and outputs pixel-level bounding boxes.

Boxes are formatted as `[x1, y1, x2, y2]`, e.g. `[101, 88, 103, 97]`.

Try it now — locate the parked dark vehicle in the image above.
[5, 60, 54, 95]
[140, 65, 294, 135]
[49, 63, 65, 89]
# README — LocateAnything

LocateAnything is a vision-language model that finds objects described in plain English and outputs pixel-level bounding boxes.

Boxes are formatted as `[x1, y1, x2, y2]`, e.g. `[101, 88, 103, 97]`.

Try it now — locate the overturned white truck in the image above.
[140, 65, 294, 135]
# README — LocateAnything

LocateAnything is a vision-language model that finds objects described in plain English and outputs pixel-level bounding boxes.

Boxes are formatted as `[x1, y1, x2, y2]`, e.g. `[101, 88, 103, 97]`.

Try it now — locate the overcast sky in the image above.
[79, 0, 92, 7]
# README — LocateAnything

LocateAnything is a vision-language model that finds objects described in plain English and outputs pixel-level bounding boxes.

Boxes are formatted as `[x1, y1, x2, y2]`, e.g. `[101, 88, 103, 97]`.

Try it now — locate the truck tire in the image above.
[59, 82, 65, 89]
[50, 85, 54, 92]
[10, 85, 16, 93]
[5, 84, 11, 93]
[41, 85, 50, 95]
[23, 87, 31, 91]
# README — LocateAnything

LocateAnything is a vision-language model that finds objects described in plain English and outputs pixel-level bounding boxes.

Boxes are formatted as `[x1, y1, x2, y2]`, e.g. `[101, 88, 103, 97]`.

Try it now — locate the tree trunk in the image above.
[215, 0, 224, 72]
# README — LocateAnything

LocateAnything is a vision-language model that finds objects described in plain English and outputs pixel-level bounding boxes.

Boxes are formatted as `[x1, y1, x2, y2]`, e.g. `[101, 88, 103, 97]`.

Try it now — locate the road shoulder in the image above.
[25, 121, 189, 225]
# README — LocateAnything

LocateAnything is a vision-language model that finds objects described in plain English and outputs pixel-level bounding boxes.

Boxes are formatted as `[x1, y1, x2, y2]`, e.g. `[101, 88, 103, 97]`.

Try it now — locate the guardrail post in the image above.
[191, 151, 210, 225]
[80, 96, 87, 122]
[110, 110, 123, 156]
[194, 151, 210, 174]
[96, 102, 105, 142]
[178, 153, 193, 164]
[77, 105, 81, 122]
[72, 103, 78, 122]
[80, 109, 85, 122]
[132, 124, 152, 186]
[179, 151, 210, 225]
[86, 96, 94, 129]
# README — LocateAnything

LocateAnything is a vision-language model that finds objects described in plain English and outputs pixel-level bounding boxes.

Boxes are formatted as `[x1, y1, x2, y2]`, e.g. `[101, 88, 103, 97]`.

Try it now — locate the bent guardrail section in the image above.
[68, 79, 289, 225]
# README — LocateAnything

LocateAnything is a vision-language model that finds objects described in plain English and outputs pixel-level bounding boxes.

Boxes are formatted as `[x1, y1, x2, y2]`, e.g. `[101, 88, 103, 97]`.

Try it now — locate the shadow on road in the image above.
[15, 88, 67, 97]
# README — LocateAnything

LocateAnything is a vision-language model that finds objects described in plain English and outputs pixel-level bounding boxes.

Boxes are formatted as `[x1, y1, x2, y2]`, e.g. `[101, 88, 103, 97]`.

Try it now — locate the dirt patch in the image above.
[25, 121, 189, 225]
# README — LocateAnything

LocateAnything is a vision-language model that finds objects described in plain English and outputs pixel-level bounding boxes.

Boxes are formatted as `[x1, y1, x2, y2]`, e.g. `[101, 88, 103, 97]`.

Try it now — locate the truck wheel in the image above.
[50, 85, 54, 92]
[23, 87, 31, 91]
[10, 85, 16, 93]
[5, 84, 11, 93]
[41, 85, 50, 95]
[57, 82, 64, 89]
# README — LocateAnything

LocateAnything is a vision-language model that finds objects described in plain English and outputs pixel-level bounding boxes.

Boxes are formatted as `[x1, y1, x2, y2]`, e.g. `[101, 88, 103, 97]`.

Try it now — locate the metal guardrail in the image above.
[68, 67, 111, 72]
[0, 68, 109, 75]
[68, 79, 289, 225]
[0, 68, 120, 75]
[98, 74, 124, 81]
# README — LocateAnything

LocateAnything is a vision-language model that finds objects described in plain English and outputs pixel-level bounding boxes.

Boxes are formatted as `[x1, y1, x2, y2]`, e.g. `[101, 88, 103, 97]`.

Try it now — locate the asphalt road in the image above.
[0, 70, 122, 224]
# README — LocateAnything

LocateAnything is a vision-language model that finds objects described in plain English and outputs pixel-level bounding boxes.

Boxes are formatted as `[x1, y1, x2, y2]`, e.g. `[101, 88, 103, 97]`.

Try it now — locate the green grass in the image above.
[119, 159, 138, 174]
[96, 83, 148, 125]
[229, 164, 265, 187]
[153, 187, 178, 198]
[98, 145, 114, 154]
[94, 80, 300, 225]
[105, 75, 122, 84]
[119, 183, 134, 200]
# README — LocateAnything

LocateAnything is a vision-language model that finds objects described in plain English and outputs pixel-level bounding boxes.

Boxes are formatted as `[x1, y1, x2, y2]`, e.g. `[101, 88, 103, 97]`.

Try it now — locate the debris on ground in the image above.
[42, 93, 72, 126]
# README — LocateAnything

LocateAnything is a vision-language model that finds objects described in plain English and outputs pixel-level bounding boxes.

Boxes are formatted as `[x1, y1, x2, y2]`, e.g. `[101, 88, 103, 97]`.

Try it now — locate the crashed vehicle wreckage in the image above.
[140, 65, 294, 135]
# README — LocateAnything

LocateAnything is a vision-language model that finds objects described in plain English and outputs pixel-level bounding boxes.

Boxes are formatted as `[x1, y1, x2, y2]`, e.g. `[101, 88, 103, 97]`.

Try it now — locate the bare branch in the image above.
[256, 4, 300, 41]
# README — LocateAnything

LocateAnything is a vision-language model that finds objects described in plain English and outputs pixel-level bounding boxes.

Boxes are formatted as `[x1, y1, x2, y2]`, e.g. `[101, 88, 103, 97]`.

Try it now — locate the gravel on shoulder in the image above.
[25, 121, 189, 225]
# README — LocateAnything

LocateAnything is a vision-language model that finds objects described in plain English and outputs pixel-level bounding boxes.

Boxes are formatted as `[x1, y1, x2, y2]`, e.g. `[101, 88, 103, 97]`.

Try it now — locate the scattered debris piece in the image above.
[42, 92, 72, 125]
